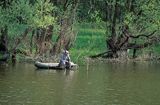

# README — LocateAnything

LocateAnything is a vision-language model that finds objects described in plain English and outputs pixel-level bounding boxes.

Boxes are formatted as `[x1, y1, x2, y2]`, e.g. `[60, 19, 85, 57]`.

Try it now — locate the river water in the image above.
[0, 62, 160, 105]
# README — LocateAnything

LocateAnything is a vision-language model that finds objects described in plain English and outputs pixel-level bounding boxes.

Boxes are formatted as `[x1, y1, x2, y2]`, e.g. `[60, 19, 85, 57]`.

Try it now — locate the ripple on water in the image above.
[0, 62, 160, 105]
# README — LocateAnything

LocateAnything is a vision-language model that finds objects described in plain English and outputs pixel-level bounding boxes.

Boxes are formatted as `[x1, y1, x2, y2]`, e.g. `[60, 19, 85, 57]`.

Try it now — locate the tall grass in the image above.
[70, 23, 160, 63]
[70, 22, 106, 63]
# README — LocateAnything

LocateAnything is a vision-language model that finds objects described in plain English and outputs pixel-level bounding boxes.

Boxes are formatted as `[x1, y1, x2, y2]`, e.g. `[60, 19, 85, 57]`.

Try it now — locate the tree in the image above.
[51, 0, 80, 55]
[91, 0, 160, 59]
[0, 0, 80, 62]
[0, 0, 57, 61]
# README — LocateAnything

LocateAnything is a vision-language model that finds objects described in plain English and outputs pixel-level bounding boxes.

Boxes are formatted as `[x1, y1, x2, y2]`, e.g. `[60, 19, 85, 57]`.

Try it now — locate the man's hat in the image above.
[64, 50, 69, 54]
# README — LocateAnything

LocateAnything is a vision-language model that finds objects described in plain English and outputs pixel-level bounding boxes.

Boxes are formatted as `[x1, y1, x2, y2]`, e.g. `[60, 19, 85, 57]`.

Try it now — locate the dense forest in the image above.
[0, 0, 160, 63]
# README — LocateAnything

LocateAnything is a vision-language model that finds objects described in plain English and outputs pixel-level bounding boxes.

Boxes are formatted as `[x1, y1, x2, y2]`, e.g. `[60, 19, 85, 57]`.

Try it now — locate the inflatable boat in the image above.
[35, 61, 77, 70]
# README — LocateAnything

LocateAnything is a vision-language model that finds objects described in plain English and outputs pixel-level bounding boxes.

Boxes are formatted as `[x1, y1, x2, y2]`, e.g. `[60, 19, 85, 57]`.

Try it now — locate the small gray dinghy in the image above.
[35, 61, 77, 70]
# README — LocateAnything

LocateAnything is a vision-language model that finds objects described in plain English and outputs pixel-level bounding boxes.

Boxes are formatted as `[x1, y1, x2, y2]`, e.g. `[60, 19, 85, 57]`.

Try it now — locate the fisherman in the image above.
[58, 50, 71, 68]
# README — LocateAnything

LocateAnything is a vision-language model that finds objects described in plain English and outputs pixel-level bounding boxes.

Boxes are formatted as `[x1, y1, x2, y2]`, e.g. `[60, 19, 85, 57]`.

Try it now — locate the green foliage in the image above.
[0, 0, 57, 29]
[31, 0, 56, 28]
[1, 0, 160, 60]
[124, 13, 133, 25]
[11, 0, 33, 23]
[124, 0, 160, 34]
[0, 0, 32, 28]
[143, 0, 160, 30]
[0, 6, 11, 28]
[90, 10, 102, 23]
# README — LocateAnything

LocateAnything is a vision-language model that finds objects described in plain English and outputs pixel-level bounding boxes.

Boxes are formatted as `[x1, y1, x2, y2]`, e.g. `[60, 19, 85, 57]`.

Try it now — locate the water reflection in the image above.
[0, 62, 160, 105]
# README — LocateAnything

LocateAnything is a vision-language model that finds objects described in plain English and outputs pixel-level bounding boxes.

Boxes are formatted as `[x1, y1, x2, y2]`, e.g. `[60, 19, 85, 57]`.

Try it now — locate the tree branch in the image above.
[10, 28, 32, 52]
[127, 36, 160, 49]
[89, 51, 111, 58]
[129, 30, 157, 38]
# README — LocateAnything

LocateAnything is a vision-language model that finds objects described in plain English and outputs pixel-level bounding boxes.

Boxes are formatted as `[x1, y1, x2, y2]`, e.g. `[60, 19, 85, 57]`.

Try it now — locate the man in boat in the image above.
[58, 50, 71, 69]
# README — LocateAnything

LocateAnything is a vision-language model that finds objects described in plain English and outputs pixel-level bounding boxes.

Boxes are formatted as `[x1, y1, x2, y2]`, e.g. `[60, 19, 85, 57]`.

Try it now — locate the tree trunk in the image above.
[0, 26, 8, 53]
[51, 0, 79, 55]
[30, 30, 35, 54]
[11, 28, 31, 62]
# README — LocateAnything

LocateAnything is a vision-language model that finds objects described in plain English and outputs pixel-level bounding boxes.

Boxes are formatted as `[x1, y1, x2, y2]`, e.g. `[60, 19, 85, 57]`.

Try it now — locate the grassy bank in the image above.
[70, 23, 160, 63]
[6, 22, 160, 63]
[70, 23, 106, 63]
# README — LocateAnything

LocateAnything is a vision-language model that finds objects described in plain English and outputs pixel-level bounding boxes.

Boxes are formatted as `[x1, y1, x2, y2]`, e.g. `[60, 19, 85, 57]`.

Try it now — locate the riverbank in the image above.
[2, 23, 160, 64]
[9, 53, 160, 66]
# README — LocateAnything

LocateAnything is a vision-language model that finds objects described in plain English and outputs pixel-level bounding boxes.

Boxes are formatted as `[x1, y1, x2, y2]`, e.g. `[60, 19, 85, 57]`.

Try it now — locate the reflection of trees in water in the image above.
[107, 62, 151, 72]
[54, 70, 78, 105]
[64, 70, 77, 84]
[55, 69, 77, 77]
[55, 69, 77, 88]
[0, 64, 8, 77]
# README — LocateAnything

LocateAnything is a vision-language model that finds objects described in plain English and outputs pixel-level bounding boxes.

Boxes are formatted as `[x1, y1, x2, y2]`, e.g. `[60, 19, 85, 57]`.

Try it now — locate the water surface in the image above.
[0, 62, 160, 105]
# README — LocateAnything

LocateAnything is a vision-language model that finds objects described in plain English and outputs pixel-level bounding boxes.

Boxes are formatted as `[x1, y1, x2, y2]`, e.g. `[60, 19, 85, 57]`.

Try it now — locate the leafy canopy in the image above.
[0, 0, 56, 29]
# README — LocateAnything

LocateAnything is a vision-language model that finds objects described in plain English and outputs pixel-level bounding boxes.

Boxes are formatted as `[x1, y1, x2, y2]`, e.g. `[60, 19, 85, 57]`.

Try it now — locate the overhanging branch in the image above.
[129, 30, 157, 38]
[127, 36, 160, 49]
